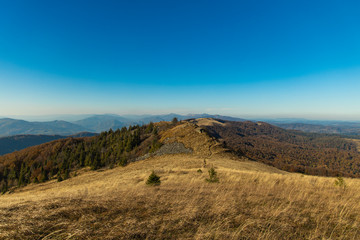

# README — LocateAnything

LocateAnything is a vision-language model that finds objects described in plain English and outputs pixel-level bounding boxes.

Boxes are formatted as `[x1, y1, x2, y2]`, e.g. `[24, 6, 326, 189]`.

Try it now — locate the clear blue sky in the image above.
[1, 0, 360, 120]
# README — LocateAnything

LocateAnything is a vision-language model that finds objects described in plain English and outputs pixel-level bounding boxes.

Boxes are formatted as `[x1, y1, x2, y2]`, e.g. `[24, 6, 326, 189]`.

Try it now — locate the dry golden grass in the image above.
[195, 118, 226, 127]
[160, 120, 228, 158]
[1, 153, 360, 239]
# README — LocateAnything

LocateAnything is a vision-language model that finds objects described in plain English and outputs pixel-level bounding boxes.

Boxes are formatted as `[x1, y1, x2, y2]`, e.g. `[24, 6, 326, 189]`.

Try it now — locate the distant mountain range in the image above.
[0, 114, 246, 137]
[2, 114, 360, 138]
[0, 114, 244, 155]
[0, 118, 91, 137]
[267, 120, 360, 136]
[2, 114, 360, 156]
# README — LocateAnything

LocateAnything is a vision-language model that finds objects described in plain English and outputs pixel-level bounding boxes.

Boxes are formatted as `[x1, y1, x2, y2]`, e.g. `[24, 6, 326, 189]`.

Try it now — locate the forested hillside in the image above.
[0, 122, 166, 193]
[200, 119, 360, 177]
[0, 132, 96, 156]
[0, 135, 66, 156]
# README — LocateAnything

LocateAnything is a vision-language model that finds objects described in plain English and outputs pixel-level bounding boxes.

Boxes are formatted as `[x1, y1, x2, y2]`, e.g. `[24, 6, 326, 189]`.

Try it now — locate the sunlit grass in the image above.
[1, 154, 359, 239]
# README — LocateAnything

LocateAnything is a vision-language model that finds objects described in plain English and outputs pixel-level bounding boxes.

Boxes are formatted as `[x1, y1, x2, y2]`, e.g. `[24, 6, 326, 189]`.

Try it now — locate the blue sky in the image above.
[1, 0, 360, 120]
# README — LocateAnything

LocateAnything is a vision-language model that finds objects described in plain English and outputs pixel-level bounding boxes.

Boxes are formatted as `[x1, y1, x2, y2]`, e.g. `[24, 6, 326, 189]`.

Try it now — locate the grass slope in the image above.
[1, 119, 360, 239]
[0, 154, 359, 239]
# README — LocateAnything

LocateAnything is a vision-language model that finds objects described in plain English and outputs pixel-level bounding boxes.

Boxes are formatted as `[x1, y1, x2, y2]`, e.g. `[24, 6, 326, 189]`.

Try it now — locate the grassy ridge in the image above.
[0, 155, 359, 239]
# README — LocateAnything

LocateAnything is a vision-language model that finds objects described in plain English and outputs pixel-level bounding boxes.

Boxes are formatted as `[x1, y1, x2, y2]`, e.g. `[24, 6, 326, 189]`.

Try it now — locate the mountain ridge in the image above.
[0, 114, 245, 137]
[0, 118, 91, 137]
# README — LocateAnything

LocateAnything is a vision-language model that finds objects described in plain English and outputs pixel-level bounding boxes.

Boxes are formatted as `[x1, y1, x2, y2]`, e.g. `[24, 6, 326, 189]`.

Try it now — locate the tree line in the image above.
[0, 122, 168, 193]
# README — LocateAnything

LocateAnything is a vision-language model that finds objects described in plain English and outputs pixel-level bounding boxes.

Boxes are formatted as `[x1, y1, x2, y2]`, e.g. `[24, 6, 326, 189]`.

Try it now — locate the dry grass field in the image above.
[1, 153, 360, 239]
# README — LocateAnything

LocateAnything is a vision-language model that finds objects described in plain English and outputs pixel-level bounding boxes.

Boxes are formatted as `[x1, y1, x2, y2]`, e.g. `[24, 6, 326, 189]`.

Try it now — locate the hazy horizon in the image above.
[1, 1, 360, 119]
[1, 112, 360, 123]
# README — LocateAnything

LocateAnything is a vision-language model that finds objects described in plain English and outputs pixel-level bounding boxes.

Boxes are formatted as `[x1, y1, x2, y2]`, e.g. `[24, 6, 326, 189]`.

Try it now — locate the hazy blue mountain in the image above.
[136, 113, 246, 124]
[258, 118, 360, 135]
[260, 118, 360, 125]
[0, 114, 94, 122]
[0, 118, 90, 137]
[74, 114, 135, 132]
[0, 114, 246, 137]
[272, 122, 360, 135]
[185, 114, 246, 122]
[74, 113, 246, 131]
[136, 113, 184, 124]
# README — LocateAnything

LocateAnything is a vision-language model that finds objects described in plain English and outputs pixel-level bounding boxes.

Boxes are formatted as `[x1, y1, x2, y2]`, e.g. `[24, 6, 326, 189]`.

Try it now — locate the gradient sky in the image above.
[1, 0, 360, 120]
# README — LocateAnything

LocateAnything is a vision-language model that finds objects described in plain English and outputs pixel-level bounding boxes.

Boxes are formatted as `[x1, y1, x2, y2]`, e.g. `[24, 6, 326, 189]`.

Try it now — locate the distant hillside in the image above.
[74, 115, 133, 132]
[195, 118, 360, 177]
[0, 132, 96, 156]
[273, 122, 360, 135]
[0, 118, 90, 137]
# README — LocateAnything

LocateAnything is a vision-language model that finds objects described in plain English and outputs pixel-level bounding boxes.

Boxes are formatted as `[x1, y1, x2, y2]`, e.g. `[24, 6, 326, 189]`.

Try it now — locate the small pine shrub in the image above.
[146, 171, 161, 186]
[334, 176, 346, 190]
[172, 117, 178, 125]
[57, 174, 63, 182]
[149, 139, 162, 153]
[40, 172, 48, 183]
[1, 184, 8, 194]
[206, 167, 219, 183]
[197, 169, 203, 173]
[119, 156, 127, 166]
[64, 169, 70, 180]
[33, 177, 39, 184]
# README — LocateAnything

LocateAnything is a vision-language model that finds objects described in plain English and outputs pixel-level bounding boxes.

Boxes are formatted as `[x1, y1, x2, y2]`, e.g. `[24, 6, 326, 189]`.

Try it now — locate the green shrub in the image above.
[206, 167, 219, 183]
[146, 171, 161, 186]
[149, 138, 162, 153]
[334, 176, 346, 190]
[172, 117, 178, 125]
[197, 169, 203, 173]
[57, 173, 63, 182]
